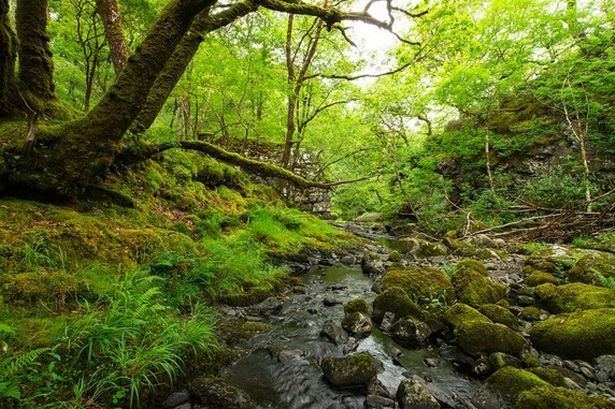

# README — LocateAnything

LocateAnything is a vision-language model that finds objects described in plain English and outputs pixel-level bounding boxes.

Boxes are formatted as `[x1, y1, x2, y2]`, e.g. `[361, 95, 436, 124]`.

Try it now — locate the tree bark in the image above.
[16, 0, 56, 112]
[130, 1, 257, 134]
[0, 0, 18, 117]
[96, 0, 128, 75]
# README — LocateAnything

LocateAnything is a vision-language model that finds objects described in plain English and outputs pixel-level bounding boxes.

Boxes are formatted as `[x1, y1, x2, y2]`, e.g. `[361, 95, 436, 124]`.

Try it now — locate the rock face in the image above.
[321, 353, 381, 386]
[396, 376, 440, 409]
[189, 376, 259, 409]
[372, 287, 422, 326]
[456, 320, 525, 355]
[451, 260, 505, 307]
[534, 282, 615, 313]
[380, 267, 455, 303]
[530, 308, 615, 360]
[390, 318, 432, 348]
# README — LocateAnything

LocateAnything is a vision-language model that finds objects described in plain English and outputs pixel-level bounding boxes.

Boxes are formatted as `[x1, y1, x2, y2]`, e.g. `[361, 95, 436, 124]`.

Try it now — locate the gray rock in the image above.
[321, 322, 349, 346]
[366, 395, 397, 408]
[321, 352, 381, 386]
[324, 295, 342, 306]
[342, 311, 373, 338]
[396, 376, 440, 409]
[424, 357, 440, 368]
[189, 376, 259, 409]
[595, 355, 615, 382]
[390, 318, 432, 347]
[326, 403, 345, 409]
[163, 392, 190, 408]
[341, 255, 356, 265]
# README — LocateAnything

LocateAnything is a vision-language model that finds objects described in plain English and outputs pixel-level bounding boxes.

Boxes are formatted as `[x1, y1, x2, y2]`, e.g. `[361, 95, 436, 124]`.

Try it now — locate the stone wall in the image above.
[214, 137, 332, 215]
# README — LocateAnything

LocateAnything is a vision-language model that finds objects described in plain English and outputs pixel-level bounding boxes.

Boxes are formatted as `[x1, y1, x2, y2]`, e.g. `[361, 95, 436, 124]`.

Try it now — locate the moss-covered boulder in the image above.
[443, 303, 491, 328]
[321, 352, 381, 386]
[389, 318, 432, 348]
[380, 266, 455, 303]
[568, 252, 615, 285]
[527, 366, 584, 387]
[519, 306, 541, 321]
[451, 261, 505, 307]
[189, 376, 259, 409]
[395, 237, 448, 258]
[456, 320, 525, 355]
[516, 386, 615, 409]
[372, 286, 422, 326]
[478, 304, 518, 329]
[344, 298, 370, 315]
[534, 282, 615, 313]
[342, 312, 372, 338]
[472, 367, 550, 409]
[529, 308, 615, 360]
[524, 271, 559, 287]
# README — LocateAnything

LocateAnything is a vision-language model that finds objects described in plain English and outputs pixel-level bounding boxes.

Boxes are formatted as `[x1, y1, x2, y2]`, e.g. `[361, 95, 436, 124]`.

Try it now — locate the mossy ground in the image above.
[0, 151, 353, 406]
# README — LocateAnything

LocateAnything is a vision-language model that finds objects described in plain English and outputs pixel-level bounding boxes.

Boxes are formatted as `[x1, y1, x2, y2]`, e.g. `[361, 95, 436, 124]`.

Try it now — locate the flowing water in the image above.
[221, 264, 479, 408]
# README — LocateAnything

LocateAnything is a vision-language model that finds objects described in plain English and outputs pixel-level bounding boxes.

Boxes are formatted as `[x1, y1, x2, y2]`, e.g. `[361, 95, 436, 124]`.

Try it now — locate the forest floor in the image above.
[1, 149, 614, 408]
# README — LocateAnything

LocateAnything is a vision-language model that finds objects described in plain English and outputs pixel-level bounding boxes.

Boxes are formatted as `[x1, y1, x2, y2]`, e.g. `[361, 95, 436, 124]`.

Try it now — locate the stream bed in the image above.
[220, 264, 478, 408]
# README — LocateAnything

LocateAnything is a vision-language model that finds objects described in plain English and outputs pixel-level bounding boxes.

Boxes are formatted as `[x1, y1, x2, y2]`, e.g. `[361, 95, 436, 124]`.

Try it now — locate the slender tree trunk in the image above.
[484, 130, 495, 193]
[97, 0, 128, 75]
[578, 134, 592, 210]
[0, 0, 18, 117]
[130, 1, 257, 134]
[16, 0, 56, 112]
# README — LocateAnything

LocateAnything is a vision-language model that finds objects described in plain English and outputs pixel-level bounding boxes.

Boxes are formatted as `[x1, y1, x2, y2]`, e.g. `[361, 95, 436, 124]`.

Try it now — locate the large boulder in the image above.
[478, 304, 518, 329]
[396, 238, 448, 258]
[321, 353, 381, 387]
[456, 320, 525, 355]
[372, 286, 422, 326]
[472, 367, 549, 409]
[344, 298, 370, 315]
[451, 260, 505, 307]
[524, 270, 560, 287]
[443, 303, 491, 328]
[396, 376, 440, 409]
[516, 386, 615, 409]
[529, 308, 615, 360]
[568, 252, 615, 285]
[380, 267, 455, 303]
[533, 282, 615, 313]
[390, 318, 432, 348]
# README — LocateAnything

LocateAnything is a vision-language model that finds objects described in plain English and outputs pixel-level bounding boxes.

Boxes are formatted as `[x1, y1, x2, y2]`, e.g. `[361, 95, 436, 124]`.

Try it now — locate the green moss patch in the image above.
[380, 266, 455, 304]
[516, 386, 615, 409]
[529, 308, 615, 360]
[451, 262, 505, 307]
[478, 304, 518, 329]
[534, 282, 615, 313]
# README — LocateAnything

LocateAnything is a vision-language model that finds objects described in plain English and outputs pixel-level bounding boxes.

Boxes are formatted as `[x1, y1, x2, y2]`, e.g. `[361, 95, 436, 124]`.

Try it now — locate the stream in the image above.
[219, 262, 478, 408]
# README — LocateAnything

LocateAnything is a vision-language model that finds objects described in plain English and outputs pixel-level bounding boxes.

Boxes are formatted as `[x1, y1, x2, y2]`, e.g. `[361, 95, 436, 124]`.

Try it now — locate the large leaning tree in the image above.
[0, 0, 421, 198]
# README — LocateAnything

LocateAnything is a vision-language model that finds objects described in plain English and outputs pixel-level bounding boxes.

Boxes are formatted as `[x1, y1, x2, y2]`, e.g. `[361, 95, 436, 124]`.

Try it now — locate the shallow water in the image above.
[222, 265, 478, 408]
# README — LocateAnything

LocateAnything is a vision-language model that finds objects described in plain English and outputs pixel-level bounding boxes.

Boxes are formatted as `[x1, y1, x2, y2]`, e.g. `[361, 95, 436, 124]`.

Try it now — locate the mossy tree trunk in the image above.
[16, 0, 56, 113]
[0, 0, 18, 117]
[130, 1, 257, 134]
[96, 0, 128, 75]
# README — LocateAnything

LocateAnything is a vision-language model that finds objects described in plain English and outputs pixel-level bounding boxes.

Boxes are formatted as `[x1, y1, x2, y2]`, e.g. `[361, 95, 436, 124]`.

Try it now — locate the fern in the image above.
[0, 348, 49, 399]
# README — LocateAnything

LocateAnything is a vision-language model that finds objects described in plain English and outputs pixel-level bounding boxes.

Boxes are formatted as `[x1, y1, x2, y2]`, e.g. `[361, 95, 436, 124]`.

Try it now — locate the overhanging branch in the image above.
[118, 139, 368, 190]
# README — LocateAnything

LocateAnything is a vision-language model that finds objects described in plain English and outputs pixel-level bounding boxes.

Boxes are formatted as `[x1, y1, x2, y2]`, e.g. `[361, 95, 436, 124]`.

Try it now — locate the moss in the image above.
[451, 266, 506, 307]
[568, 253, 615, 285]
[443, 303, 491, 328]
[396, 238, 448, 258]
[478, 304, 518, 328]
[534, 282, 615, 313]
[529, 308, 615, 360]
[456, 258, 487, 275]
[456, 320, 525, 355]
[388, 250, 402, 262]
[344, 298, 369, 315]
[516, 386, 615, 409]
[372, 287, 422, 325]
[321, 352, 381, 386]
[519, 306, 541, 321]
[527, 367, 571, 387]
[483, 367, 550, 401]
[524, 271, 559, 287]
[220, 320, 272, 345]
[380, 267, 455, 303]
[0, 272, 91, 310]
